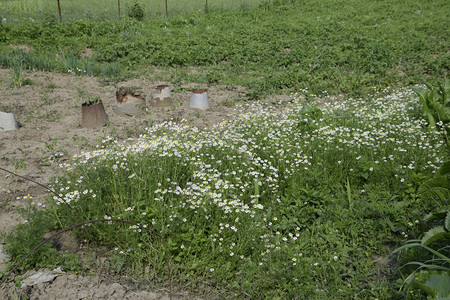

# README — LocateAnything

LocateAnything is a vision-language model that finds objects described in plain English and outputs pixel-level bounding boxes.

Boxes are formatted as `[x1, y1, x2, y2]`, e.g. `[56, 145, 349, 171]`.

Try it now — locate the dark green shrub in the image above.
[127, 2, 145, 21]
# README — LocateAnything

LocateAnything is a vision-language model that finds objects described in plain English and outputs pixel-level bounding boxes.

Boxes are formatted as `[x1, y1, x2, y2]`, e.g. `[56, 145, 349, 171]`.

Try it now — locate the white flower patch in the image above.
[53, 87, 446, 271]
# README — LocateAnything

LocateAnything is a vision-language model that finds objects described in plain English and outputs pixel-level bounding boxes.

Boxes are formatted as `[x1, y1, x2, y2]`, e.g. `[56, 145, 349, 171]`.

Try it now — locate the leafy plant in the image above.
[393, 210, 450, 299]
[413, 78, 450, 137]
[127, 2, 145, 21]
[5, 209, 79, 273]
[9, 62, 32, 88]
[293, 105, 324, 131]
[1, 156, 27, 170]
[5, 87, 445, 298]
[41, 92, 53, 105]
[393, 130, 450, 299]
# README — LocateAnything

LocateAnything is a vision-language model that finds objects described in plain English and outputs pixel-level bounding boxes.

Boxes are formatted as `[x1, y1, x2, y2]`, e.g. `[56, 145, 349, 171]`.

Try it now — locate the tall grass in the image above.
[5, 87, 447, 298]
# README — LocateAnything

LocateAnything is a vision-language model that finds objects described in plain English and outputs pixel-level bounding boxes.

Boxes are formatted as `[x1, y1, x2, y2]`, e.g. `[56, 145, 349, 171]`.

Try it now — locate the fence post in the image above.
[118, 0, 121, 19]
[57, 0, 62, 22]
[165, 0, 168, 17]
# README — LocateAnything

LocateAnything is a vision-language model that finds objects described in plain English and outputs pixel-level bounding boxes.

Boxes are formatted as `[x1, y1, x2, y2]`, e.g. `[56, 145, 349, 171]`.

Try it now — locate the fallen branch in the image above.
[0, 167, 172, 299]
[0, 167, 87, 230]
[307, 43, 328, 75]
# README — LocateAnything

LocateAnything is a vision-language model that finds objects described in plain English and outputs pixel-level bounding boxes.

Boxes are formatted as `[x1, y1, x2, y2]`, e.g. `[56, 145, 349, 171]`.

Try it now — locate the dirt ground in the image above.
[0, 67, 289, 299]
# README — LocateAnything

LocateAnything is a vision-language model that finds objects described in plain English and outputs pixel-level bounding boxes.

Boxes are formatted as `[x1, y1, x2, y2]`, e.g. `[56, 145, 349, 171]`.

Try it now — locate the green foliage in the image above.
[5, 210, 80, 273]
[394, 238, 450, 298]
[421, 226, 448, 246]
[127, 2, 145, 21]
[1, 156, 27, 170]
[293, 105, 324, 131]
[410, 271, 450, 299]
[1, 0, 449, 297]
[7, 87, 447, 297]
[0, 48, 121, 81]
[413, 78, 450, 134]
[393, 135, 450, 299]
[8, 57, 33, 88]
[0, 0, 448, 96]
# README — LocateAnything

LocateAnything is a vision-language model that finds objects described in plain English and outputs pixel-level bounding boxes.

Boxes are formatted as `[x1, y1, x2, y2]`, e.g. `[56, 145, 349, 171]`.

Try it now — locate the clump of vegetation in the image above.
[83, 96, 102, 106]
[8, 58, 33, 88]
[127, 2, 145, 21]
[4, 85, 447, 297]
[5, 209, 81, 273]
[1, 0, 449, 297]
[0, 0, 448, 97]
[393, 79, 450, 299]
[413, 78, 450, 140]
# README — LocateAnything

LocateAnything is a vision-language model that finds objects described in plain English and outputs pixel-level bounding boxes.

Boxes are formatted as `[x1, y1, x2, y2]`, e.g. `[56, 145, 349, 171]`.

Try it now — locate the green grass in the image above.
[1, 1, 449, 297]
[4, 87, 448, 298]
[0, 0, 448, 97]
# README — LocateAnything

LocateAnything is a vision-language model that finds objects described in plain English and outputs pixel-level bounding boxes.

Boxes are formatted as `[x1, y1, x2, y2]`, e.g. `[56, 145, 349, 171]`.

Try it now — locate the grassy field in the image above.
[1, 0, 449, 298]
[0, 0, 448, 98]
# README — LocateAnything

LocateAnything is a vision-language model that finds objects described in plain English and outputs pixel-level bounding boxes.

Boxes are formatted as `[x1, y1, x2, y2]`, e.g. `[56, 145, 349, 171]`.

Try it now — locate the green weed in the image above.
[393, 80, 450, 298]
[413, 78, 450, 142]
[2, 156, 27, 170]
[5, 209, 80, 273]
[9, 62, 32, 88]
[127, 2, 145, 21]
[41, 92, 53, 106]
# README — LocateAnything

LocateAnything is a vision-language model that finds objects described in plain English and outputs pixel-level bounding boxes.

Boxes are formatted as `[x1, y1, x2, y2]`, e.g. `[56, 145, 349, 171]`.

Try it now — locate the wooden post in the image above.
[57, 0, 62, 22]
[165, 0, 168, 17]
[118, 0, 121, 19]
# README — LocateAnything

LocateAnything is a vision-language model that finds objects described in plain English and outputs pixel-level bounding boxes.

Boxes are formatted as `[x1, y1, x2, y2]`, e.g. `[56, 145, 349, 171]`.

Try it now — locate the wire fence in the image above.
[0, 0, 269, 23]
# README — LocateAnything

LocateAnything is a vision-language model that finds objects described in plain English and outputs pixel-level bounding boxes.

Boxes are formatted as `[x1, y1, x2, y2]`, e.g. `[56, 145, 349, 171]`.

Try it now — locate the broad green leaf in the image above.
[432, 102, 450, 122]
[424, 82, 434, 91]
[411, 271, 437, 297]
[410, 271, 450, 298]
[438, 78, 450, 106]
[426, 112, 437, 128]
[298, 105, 323, 119]
[424, 274, 450, 298]
[413, 87, 427, 102]
[442, 78, 450, 91]
[391, 200, 409, 210]
[424, 206, 450, 222]
[421, 226, 447, 246]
